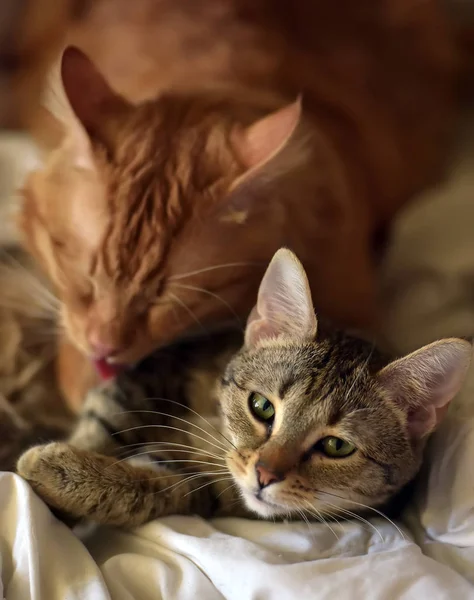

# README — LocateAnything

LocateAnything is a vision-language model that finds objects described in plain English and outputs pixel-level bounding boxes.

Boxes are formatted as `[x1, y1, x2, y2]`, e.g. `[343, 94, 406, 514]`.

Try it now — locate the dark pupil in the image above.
[262, 400, 271, 412]
[334, 438, 343, 451]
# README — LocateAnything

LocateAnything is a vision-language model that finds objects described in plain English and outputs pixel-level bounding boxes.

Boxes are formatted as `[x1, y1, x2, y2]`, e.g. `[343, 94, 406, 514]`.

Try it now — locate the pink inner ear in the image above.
[406, 405, 437, 438]
[233, 99, 302, 169]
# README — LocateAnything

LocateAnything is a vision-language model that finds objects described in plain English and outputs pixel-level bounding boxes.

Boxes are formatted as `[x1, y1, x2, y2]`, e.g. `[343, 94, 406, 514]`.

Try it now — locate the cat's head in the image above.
[20, 47, 306, 373]
[219, 249, 472, 519]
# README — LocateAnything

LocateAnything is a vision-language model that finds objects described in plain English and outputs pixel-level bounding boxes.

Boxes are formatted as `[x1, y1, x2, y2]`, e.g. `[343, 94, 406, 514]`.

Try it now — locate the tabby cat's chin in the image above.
[241, 488, 289, 518]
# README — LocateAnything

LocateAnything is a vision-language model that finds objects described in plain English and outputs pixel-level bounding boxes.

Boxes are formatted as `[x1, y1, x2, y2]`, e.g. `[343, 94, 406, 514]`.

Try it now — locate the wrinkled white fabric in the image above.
[0, 471, 473, 600]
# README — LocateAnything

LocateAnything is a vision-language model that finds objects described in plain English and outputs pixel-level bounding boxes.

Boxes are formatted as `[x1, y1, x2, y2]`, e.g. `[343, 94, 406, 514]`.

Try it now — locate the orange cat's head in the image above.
[20, 47, 309, 374]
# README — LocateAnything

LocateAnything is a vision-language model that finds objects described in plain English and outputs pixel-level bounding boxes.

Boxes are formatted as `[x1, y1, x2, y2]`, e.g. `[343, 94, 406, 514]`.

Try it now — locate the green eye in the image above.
[249, 392, 275, 423]
[319, 436, 356, 458]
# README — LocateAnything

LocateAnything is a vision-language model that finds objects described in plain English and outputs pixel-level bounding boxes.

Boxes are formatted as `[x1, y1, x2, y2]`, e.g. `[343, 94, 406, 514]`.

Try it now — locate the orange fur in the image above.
[20, 0, 458, 407]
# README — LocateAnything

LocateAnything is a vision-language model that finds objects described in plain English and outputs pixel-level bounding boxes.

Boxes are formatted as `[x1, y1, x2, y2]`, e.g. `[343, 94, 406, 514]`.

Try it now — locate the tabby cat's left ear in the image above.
[245, 248, 317, 348]
[377, 339, 472, 438]
[230, 97, 302, 179]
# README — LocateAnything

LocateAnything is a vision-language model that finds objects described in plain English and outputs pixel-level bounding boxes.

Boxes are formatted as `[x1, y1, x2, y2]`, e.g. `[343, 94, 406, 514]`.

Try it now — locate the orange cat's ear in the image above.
[377, 339, 472, 438]
[245, 248, 317, 349]
[61, 46, 131, 141]
[231, 98, 302, 178]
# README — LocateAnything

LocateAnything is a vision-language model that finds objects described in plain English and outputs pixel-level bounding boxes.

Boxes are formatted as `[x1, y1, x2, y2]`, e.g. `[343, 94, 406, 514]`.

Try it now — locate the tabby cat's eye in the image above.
[318, 436, 356, 458]
[249, 392, 275, 423]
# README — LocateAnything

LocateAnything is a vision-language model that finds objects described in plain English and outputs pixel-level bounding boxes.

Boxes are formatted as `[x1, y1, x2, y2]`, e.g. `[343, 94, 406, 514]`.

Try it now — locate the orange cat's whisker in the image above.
[170, 282, 243, 329]
[169, 262, 261, 282]
[167, 291, 207, 333]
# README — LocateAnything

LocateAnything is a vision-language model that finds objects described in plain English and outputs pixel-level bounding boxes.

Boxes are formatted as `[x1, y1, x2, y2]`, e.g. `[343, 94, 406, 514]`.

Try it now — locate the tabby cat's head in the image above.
[20, 47, 307, 374]
[219, 249, 471, 519]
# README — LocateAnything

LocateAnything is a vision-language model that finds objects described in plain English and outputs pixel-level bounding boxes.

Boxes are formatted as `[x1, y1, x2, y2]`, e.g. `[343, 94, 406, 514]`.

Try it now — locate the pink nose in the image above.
[255, 463, 282, 489]
[89, 342, 119, 359]
[87, 330, 123, 359]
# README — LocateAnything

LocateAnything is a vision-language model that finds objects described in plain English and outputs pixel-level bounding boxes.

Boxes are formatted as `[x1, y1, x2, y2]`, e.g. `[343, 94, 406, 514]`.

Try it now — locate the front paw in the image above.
[17, 443, 56, 481]
[17, 443, 78, 508]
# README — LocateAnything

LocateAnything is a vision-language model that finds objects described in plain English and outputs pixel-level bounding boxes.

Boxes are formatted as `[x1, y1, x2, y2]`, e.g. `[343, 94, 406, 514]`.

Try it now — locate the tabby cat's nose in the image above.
[255, 462, 283, 489]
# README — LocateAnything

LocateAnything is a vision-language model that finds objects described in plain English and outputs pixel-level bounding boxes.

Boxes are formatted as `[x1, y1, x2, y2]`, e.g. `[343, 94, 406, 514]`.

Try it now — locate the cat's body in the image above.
[17, 250, 471, 528]
[21, 1, 458, 408]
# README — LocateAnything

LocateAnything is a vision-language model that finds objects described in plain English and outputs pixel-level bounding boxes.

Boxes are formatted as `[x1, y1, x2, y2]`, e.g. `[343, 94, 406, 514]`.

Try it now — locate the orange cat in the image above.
[20, 0, 457, 409]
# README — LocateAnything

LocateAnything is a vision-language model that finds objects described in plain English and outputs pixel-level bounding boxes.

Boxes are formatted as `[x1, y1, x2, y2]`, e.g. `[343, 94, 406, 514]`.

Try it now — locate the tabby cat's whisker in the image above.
[114, 423, 229, 455]
[318, 491, 405, 540]
[295, 506, 314, 539]
[169, 262, 261, 281]
[117, 410, 230, 452]
[215, 481, 237, 500]
[110, 451, 225, 470]
[167, 291, 207, 333]
[303, 501, 340, 540]
[317, 499, 385, 542]
[170, 283, 242, 329]
[134, 398, 239, 451]
[183, 476, 234, 498]
[116, 442, 224, 462]
[155, 470, 229, 496]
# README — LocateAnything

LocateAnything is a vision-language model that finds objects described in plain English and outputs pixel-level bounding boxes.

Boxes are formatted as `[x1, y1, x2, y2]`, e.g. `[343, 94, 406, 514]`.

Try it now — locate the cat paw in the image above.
[17, 442, 74, 498]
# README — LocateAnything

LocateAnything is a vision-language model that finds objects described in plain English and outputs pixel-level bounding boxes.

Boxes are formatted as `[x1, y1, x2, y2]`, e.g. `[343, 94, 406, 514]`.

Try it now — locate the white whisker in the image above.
[303, 500, 340, 540]
[167, 291, 207, 333]
[170, 282, 242, 329]
[183, 476, 234, 498]
[317, 498, 385, 542]
[113, 423, 229, 455]
[319, 491, 406, 540]
[117, 441, 224, 461]
[129, 398, 238, 451]
[117, 410, 230, 453]
[169, 262, 261, 281]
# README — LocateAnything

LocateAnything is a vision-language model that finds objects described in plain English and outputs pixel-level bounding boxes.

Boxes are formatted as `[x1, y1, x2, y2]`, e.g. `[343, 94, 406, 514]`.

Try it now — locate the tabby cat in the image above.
[17, 250, 471, 527]
[21, 0, 456, 408]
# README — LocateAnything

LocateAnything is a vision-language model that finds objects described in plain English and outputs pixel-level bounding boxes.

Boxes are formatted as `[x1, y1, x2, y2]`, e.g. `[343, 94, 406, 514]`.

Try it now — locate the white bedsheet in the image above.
[0, 463, 473, 600]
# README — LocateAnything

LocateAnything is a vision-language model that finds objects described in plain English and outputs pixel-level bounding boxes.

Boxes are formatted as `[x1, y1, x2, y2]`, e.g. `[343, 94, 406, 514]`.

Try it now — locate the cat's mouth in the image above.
[92, 358, 126, 380]
[241, 488, 288, 518]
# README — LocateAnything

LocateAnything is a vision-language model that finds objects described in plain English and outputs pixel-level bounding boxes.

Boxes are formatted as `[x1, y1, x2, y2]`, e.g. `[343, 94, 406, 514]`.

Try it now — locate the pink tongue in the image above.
[93, 358, 123, 380]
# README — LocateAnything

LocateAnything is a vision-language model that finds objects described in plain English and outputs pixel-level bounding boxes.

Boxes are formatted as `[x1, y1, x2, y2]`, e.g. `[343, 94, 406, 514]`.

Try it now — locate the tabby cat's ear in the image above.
[245, 248, 317, 348]
[231, 98, 302, 176]
[377, 339, 472, 438]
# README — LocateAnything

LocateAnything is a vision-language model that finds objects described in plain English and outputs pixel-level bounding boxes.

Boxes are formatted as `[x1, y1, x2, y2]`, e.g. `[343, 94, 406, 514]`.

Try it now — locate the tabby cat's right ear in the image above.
[377, 339, 472, 438]
[245, 248, 317, 349]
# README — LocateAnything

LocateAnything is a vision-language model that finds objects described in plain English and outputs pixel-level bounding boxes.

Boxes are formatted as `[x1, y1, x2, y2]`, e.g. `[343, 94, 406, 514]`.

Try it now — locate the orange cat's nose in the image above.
[256, 463, 283, 489]
[88, 339, 122, 360]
